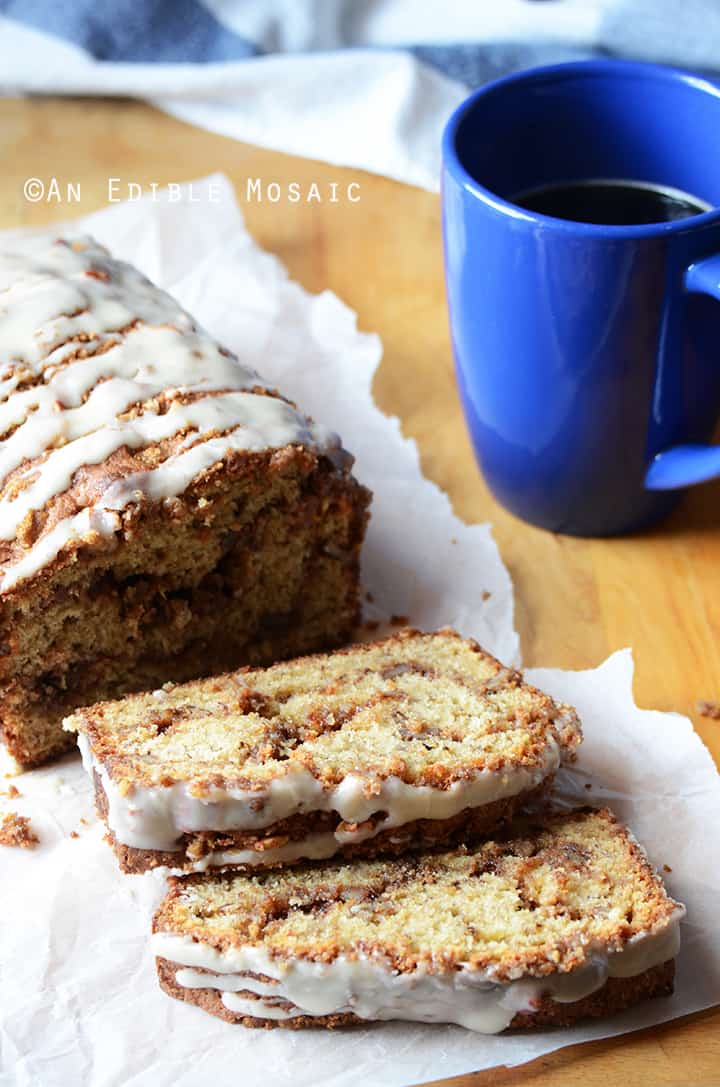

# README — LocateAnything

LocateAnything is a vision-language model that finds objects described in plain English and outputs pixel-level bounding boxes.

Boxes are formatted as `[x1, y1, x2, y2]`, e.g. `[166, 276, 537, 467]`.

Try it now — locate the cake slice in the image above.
[151, 807, 683, 1032]
[65, 628, 581, 873]
[0, 235, 369, 768]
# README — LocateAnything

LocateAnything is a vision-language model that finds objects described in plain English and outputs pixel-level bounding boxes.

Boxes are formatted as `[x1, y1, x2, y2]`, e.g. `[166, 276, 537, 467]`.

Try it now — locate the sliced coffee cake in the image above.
[65, 628, 581, 873]
[151, 807, 683, 1031]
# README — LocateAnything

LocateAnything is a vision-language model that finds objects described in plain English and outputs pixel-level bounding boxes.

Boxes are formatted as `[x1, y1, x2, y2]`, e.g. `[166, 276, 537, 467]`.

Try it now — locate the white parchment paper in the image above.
[1, 176, 718, 1087]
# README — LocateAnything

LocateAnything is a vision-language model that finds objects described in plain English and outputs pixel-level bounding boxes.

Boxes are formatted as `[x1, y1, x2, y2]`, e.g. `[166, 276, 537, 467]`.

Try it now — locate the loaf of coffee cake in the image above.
[65, 628, 581, 873]
[0, 236, 369, 767]
[151, 807, 683, 1031]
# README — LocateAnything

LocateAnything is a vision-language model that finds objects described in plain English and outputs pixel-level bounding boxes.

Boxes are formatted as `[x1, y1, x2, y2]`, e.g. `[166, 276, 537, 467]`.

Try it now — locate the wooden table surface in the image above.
[1, 96, 717, 1085]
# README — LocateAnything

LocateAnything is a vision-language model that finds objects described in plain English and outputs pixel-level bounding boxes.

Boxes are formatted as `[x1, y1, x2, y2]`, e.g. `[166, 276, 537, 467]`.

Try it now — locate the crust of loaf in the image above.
[154, 956, 675, 1031]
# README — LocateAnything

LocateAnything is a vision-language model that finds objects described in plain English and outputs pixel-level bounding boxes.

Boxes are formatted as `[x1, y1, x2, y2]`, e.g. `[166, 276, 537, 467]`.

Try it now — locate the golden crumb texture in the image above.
[66, 628, 581, 793]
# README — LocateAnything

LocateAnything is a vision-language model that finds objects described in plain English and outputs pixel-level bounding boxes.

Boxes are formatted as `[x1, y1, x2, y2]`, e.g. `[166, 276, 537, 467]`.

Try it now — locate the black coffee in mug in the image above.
[514, 178, 712, 226]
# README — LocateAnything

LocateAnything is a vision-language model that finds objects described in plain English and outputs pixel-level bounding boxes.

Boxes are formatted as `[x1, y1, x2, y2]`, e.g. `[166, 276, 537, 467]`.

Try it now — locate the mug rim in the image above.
[442, 58, 720, 239]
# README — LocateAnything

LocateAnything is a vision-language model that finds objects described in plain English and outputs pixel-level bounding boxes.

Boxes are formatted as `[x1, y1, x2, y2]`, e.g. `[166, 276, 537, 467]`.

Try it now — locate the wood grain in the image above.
[1, 95, 717, 1085]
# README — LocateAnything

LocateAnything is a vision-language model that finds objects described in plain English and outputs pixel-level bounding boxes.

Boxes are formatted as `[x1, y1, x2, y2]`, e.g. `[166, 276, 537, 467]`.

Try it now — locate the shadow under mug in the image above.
[442, 59, 720, 537]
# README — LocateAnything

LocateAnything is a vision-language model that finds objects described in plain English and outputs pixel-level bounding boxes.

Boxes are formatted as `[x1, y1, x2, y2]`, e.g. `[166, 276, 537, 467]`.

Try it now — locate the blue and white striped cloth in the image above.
[0, 0, 718, 190]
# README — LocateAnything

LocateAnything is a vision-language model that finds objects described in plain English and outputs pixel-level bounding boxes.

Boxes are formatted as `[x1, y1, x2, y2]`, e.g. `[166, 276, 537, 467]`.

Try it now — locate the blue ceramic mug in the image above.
[442, 60, 720, 536]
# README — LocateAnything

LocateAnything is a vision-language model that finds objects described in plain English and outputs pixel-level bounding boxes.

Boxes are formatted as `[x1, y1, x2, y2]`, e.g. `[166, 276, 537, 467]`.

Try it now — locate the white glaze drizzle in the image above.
[188, 830, 372, 874]
[76, 732, 561, 859]
[0, 236, 343, 593]
[152, 910, 683, 1032]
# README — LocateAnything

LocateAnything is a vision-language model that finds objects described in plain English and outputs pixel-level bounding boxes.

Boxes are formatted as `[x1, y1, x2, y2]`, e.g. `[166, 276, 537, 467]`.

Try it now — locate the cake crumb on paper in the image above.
[696, 699, 720, 719]
[0, 812, 39, 849]
[1, 784, 20, 799]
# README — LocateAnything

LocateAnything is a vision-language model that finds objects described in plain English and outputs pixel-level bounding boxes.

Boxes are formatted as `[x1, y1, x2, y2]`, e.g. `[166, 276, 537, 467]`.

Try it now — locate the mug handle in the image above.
[646, 252, 720, 490]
